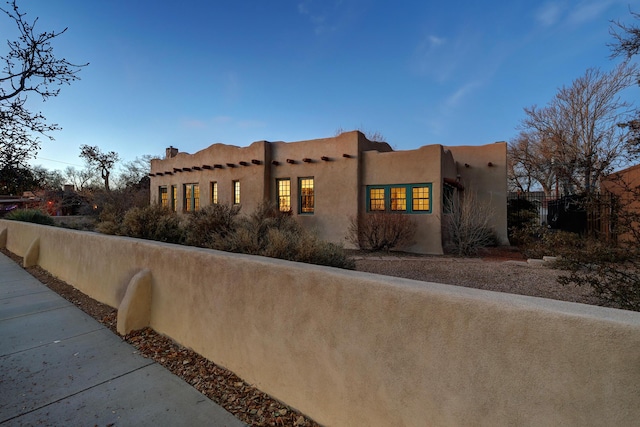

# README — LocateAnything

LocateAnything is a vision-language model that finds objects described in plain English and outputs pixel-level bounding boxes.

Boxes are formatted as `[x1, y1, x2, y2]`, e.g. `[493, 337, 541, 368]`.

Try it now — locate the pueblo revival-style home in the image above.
[149, 131, 508, 254]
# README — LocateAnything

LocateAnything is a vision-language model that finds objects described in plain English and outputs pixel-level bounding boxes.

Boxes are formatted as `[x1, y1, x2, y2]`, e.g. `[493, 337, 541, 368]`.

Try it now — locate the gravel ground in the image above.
[353, 251, 604, 306]
[2, 246, 608, 426]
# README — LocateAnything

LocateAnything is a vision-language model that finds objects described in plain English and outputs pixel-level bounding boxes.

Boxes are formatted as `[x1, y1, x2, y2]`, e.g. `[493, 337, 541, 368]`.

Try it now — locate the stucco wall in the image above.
[362, 145, 446, 254]
[3, 220, 639, 426]
[150, 140, 269, 213]
[269, 132, 361, 244]
[447, 142, 509, 245]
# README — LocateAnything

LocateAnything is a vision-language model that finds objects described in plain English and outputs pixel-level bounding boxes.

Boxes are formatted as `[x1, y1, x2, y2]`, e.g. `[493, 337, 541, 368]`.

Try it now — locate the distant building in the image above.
[601, 163, 640, 244]
[149, 131, 508, 254]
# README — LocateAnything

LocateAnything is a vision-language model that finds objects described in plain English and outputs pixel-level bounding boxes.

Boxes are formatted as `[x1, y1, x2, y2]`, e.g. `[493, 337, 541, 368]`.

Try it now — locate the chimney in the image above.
[166, 146, 178, 159]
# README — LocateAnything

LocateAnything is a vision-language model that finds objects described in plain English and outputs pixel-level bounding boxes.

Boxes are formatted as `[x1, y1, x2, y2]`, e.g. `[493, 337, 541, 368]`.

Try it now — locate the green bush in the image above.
[121, 204, 183, 243]
[5, 209, 55, 226]
[507, 198, 540, 243]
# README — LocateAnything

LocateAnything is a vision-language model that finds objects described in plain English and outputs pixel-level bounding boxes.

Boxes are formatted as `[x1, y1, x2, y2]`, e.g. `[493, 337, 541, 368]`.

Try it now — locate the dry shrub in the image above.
[557, 242, 640, 311]
[444, 190, 497, 256]
[121, 204, 183, 243]
[348, 212, 416, 252]
[185, 202, 354, 268]
[511, 225, 585, 259]
[183, 203, 241, 249]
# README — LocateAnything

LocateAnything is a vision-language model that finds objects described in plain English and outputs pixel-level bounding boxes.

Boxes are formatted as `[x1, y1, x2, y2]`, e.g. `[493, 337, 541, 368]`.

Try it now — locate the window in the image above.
[184, 183, 200, 212]
[159, 186, 168, 207]
[233, 180, 240, 204]
[171, 185, 177, 212]
[390, 187, 407, 211]
[211, 182, 218, 204]
[299, 177, 314, 213]
[277, 178, 291, 212]
[366, 183, 432, 214]
[369, 188, 386, 211]
[412, 186, 430, 212]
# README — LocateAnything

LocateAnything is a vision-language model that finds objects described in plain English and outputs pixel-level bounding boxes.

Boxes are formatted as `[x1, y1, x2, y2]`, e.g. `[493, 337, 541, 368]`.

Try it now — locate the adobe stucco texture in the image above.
[2, 220, 640, 426]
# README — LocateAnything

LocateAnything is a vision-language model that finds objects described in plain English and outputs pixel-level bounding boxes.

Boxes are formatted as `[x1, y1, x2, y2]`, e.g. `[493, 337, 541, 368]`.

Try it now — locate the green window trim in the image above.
[366, 183, 432, 214]
[184, 183, 200, 212]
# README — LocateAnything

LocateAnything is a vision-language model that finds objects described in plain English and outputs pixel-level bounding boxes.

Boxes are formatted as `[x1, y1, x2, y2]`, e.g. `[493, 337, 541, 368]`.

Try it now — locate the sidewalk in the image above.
[0, 253, 245, 426]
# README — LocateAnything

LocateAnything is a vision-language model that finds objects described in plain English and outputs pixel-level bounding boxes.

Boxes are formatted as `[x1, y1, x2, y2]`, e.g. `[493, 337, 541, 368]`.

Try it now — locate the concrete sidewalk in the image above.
[0, 253, 245, 426]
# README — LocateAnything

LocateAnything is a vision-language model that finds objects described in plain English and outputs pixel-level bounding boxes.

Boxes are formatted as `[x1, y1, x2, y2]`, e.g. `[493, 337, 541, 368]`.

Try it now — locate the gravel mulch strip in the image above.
[0, 248, 319, 427]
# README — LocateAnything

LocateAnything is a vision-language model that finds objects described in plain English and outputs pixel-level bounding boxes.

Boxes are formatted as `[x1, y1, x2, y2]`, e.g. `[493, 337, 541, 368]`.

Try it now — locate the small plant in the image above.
[347, 212, 416, 252]
[5, 209, 55, 226]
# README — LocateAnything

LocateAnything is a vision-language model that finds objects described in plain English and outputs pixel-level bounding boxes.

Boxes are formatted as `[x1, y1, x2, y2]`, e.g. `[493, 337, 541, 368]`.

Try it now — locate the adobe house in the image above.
[149, 131, 509, 254]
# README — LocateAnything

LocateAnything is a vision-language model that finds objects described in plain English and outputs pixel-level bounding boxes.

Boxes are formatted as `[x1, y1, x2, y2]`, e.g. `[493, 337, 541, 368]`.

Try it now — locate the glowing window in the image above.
[369, 188, 386, 211]
[233, 180, 240, 204]
[211, 182, 218, 204]
[412, 186, 430, 211]
[184, 183, 200, 212]
[171, 185, 177, 211]
[299, 177, 314, 213]
[390, 187, 407, 211]
[277, 179, 291, 212]
[159, 186, 168, 207]
[366, 183, 432, 214]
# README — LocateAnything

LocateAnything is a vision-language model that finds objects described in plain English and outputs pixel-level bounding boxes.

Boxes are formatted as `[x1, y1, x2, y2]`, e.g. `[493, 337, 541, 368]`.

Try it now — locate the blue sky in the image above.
[3, 1, 636, 172]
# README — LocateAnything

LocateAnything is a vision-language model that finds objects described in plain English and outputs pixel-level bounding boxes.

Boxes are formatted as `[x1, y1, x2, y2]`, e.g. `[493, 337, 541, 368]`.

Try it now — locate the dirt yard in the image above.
[352, 247, 604, 307]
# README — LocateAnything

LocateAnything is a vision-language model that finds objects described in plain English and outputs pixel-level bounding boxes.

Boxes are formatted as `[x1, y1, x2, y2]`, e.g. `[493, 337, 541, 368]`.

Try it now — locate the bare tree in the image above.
[610, 10, 640, 159]
[0, 1, 87, 169]
[508, 131, 556, 194]
[610, 10, 640, 60]
[335, 127, 386, 142]
[515, 63, 637, 195]
[115, 155, 155, 189]
[64, 166, 96, 192]
[79, 145, 119, 191]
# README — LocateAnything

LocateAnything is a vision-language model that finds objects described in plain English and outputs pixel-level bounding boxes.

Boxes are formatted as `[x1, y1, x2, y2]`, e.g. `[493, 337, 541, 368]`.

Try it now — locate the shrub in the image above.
[507, 197, 540, 243]
[5, 209, 55, 226]
[184, 202, 354, 268]
[120, 204, 183, 243]
[443, 190, 496, 256]
[556, 243, 640, 311]
[347, 212, 416, 252]
[183, 203, 241, 249]
[511, 225, 585, 259]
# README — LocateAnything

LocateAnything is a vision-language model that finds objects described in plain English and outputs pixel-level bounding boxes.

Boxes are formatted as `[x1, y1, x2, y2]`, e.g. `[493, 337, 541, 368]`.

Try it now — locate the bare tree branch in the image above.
[0, 0, 87, 169]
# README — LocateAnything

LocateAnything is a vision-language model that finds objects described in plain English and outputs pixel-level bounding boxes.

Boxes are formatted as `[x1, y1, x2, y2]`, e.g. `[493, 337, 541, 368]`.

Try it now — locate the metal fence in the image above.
[507, 192, 615, 237]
